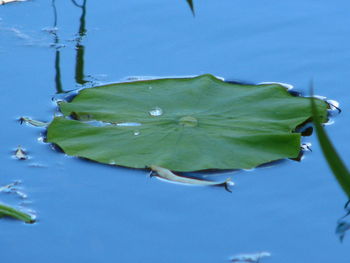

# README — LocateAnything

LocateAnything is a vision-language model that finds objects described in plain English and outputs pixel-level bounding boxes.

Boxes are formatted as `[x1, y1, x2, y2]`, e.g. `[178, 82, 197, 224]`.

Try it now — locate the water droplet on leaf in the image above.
[117, 122, 141, 127]
[149, 107, 163, 117]
[179, 116, 198, 127]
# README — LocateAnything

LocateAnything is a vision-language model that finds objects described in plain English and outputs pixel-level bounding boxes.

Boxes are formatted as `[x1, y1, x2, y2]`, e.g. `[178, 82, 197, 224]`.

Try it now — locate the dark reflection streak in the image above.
[336, 202, 350, 242]
[54, 50, 63, 93]
[52, 0, 58, 26]
[71, 0, 83, 8]
[74, 0, 88, 85]
[186, 0, 195, 16]
[52, 0, 64, 93]
[345, 199, 350, 210]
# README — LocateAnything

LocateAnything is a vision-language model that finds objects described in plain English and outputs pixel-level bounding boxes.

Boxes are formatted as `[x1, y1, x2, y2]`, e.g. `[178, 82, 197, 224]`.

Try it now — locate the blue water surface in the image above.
[1, 0, 350, 262]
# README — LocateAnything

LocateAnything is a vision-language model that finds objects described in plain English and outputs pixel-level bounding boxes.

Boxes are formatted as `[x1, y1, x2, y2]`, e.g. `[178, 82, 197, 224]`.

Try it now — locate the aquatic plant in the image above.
[46, 74, 327, 172]
[0, 203, 34, 223]
[310, 86, 350, 241]
[310, 88, 350, 198]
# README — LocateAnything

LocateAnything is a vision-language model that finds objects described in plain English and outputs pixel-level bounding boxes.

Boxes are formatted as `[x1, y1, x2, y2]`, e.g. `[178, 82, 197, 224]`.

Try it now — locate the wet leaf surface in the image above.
[47, 74, 328, 172]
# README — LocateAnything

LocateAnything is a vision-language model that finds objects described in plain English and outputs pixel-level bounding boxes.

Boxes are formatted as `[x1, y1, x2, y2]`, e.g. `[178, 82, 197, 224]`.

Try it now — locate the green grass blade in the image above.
[0, 203, 35, 223]
[310, 88, 350, 198]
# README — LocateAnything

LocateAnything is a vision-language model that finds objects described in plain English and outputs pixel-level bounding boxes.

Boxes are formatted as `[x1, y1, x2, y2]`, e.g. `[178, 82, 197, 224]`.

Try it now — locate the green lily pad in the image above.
[47, 74, 328, 172]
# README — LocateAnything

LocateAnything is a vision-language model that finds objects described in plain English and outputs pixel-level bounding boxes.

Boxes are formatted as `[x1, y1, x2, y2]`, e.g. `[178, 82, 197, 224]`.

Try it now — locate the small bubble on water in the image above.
[149, 107, 163, 117]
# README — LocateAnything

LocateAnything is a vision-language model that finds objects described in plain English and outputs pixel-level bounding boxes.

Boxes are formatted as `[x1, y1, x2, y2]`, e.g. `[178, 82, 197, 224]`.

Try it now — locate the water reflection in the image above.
[336, 200, 350, 242]
[72, 0, 88, 85]
[51, 0, 88, 94]
[46, 0, 350, 244]
[52, 0, 63, 93]
[186, 0, 195, 15]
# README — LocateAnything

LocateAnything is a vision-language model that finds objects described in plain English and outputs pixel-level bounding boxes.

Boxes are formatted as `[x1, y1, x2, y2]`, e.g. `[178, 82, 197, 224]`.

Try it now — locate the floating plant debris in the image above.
[14, 145, 27, 160]
[0, 181, 27, 199]
[0, 0, 27, 5]
[19, 117, 48, 127]
[0, 182, 35, 223]
[150, 165, 233, 192]
[0, 203, 35, 223]
[230, 251, 271, 262]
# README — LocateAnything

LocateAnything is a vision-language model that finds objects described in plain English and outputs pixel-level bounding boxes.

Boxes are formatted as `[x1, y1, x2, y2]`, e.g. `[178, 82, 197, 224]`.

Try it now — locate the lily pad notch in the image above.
[46, 74, 328, 172]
